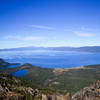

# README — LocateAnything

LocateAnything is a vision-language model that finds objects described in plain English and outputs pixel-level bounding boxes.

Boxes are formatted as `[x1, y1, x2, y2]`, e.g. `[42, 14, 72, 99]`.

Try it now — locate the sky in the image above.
[0, 0, 100, 49]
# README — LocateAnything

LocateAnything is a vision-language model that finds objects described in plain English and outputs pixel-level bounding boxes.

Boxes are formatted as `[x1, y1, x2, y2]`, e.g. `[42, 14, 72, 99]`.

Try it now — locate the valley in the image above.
[0, 58, 100, 100]
[0, 59, 100, 94]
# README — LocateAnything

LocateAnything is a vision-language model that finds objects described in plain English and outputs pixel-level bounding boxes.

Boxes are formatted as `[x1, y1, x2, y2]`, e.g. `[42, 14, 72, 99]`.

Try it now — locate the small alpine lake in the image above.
[13, 69, 28, 77]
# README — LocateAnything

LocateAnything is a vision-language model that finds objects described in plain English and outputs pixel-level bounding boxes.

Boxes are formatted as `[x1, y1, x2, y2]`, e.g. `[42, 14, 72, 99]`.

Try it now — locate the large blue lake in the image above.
[0, 50, 100, 68]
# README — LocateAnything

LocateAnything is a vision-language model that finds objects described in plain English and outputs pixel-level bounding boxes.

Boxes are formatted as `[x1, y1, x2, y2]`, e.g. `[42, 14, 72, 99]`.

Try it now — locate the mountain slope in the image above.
[1, 62, 100, 94]
[0, 73, 100, 100]
[72, 80, 100, 100]
[0, 58, 100, 99]
[0, 73, 72, 100]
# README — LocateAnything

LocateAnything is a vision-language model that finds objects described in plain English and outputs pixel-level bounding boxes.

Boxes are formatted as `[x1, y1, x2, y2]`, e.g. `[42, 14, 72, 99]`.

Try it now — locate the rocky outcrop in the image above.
[0, 74, 39, 100]
[0, 73, 100, 100]
[0, 91, 25, 100]
[42, 93, 72, 100]
[72, 80, 100, 100]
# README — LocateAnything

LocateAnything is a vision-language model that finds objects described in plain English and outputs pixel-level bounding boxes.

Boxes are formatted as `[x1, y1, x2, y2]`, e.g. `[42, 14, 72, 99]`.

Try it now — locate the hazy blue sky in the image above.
[0, 0, 100, 49]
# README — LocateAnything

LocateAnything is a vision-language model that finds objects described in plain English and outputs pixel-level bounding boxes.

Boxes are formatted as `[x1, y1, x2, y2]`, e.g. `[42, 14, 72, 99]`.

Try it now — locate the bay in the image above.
[0, 50, 100, 68]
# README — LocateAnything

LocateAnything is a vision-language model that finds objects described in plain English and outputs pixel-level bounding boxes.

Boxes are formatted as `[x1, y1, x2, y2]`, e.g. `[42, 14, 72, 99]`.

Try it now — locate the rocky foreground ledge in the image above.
[0, 74, 100, 100]
[72, 80, 100, 100]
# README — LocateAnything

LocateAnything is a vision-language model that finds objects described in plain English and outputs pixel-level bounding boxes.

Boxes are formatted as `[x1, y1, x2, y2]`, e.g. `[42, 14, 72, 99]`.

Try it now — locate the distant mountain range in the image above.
[1, 46, 100, 52]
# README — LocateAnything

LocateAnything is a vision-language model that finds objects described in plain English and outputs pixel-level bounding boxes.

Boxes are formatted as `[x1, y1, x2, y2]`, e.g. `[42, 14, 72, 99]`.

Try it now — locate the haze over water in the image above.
[0, 50, 100, 68]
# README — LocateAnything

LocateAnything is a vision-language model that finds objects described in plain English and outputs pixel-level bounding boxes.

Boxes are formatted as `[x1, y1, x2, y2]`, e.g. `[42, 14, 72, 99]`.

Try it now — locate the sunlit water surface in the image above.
[0, 50, 100, 68]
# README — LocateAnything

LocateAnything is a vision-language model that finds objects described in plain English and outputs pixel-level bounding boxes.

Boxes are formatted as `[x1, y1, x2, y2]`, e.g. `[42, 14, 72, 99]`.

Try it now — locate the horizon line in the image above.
[0, 45, 100, 50]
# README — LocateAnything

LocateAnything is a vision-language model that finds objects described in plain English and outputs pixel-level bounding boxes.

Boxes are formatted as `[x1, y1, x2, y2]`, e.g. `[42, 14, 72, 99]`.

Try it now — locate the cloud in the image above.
[81, 27, 93, 31]
[81, 27, 100, 32]
[28, 25, 55, 30]
[4, 35, 21, 40]
[4, 35, 44, 41]
[64, 28, 95, 37]
[73, 31, 94, 37]
[22, 36, 42, 40]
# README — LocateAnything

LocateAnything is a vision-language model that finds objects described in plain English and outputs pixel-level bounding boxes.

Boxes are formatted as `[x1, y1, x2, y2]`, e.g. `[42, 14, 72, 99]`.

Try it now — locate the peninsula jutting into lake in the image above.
[1, 46, 100, 68]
